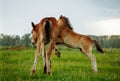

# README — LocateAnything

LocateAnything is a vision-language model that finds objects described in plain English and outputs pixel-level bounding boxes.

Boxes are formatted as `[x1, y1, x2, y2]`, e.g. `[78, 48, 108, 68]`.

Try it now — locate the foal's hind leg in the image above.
[41, 42, 47, 74]
[46, 41, 55, 75]
[30, 42, 41, 76]
[81, 48, 98, 73]
[88, 53, 98, 73]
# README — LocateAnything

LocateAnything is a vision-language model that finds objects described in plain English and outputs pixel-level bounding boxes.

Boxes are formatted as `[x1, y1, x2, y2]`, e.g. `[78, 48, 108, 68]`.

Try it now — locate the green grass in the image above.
[0, 47, 120, 81]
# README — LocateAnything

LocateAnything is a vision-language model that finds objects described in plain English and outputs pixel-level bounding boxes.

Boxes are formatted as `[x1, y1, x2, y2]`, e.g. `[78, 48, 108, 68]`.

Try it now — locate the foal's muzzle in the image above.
[31, 42, 35, 45]
[31, 40, 35, 45]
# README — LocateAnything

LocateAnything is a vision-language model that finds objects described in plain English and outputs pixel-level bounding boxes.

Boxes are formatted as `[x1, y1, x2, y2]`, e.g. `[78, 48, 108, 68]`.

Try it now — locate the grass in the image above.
[0, 47, 120, 81]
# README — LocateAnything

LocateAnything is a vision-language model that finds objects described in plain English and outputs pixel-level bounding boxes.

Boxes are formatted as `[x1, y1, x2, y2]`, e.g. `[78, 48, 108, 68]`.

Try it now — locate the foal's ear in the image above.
[60, 15, 63, 18]
[31, 22, 36, 29]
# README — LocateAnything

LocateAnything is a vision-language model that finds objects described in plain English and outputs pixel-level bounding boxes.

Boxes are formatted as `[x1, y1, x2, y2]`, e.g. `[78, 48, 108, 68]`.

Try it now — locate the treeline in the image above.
[0, 33, 31, 47]
[89, 35, 120, 48]
[0, 33, 120, 48]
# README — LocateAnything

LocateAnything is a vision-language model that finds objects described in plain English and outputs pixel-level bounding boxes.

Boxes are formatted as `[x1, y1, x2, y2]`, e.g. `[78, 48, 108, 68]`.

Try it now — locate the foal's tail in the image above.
[44, 19, 51, 44]
[93, 40, 104, 53]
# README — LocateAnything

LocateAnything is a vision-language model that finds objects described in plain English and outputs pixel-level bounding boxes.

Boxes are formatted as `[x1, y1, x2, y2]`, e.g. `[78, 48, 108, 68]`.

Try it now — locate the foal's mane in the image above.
[60, 15, 73, 30]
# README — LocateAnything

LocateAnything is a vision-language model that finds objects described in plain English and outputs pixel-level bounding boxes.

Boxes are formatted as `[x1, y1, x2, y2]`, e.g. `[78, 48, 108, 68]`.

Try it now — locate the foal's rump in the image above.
[42, 17, 58, 44]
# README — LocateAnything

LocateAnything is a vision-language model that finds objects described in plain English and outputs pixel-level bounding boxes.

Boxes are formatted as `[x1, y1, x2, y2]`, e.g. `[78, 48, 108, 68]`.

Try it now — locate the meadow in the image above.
[0, 47, 120, 81]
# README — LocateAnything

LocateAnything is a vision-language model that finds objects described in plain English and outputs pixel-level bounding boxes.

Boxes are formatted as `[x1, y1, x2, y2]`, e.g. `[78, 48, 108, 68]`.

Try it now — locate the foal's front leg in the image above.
[54, 46, 61, 57]
[30, 42, 41, 76]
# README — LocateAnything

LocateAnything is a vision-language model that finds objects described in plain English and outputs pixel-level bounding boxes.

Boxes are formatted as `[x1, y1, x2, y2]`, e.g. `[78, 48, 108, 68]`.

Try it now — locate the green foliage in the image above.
[0, 34, 120, 48]
[0, 34, 21, 46]
[0, 33, 31, 47]
[20, 33, 31, 47]
[0, 48, 120, 81]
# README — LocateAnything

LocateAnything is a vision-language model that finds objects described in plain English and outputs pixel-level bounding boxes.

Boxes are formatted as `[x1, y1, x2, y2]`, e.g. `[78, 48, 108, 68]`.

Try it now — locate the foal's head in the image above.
[58, 15, 73, 30]
[31, 22, 39, 45]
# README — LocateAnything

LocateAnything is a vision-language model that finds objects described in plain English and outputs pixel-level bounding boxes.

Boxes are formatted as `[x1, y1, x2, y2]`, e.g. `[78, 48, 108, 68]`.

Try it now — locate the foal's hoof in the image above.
[58, 52, 61, 58]
[43, 70, 47, 74]
[30, 70, 35, 77]
[93, 70, 98, 73]
[47, 72, 52, 76]
[55, 52, 61, 58]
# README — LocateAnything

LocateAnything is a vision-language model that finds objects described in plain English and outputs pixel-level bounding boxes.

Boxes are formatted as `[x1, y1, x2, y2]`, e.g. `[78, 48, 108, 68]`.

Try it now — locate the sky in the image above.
[1, 0, 120, 36]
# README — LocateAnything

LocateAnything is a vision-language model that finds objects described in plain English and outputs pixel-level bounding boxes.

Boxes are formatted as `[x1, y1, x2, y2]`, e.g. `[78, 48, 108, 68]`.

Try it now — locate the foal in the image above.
[30, 17, 59, 76]
[58, 15, 104, 72]
[46, 15, 104, 74]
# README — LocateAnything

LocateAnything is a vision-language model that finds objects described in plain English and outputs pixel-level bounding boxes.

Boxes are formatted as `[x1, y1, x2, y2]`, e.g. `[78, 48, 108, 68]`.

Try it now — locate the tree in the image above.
[21, 33, 31, 47]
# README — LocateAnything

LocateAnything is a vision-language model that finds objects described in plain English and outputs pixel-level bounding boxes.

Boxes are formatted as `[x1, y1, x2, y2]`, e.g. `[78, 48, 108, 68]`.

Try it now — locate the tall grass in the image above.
[0, 47, 120, 81]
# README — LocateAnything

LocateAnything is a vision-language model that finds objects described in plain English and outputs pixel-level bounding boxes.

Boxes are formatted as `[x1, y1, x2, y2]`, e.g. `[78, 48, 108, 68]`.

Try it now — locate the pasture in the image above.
[0, 47, 120, 81]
